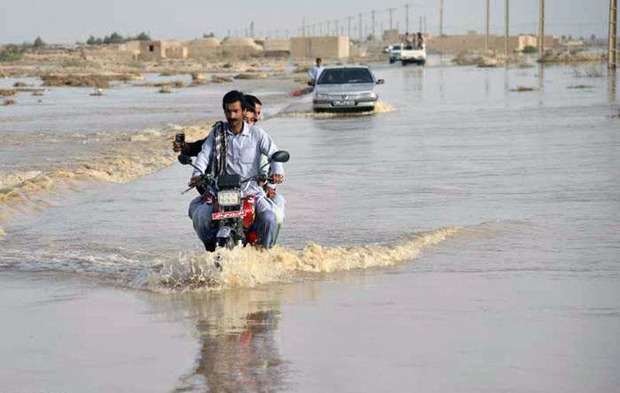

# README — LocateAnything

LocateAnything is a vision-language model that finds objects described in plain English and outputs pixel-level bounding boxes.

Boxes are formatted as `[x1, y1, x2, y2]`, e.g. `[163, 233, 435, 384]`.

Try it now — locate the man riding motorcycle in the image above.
[187, 90, 284, 251]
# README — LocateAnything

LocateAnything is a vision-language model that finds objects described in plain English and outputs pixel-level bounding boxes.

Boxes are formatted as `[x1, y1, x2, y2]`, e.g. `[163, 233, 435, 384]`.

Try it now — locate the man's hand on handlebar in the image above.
[271, 174, 284, 184]
[188, 176, 200, 187]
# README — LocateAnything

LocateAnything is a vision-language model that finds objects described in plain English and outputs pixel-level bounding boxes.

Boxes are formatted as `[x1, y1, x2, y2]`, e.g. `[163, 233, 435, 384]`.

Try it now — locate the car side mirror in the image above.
[376, 79, 385, 85]
[270, 150, 290, 163]
[307, 80, 315, 87]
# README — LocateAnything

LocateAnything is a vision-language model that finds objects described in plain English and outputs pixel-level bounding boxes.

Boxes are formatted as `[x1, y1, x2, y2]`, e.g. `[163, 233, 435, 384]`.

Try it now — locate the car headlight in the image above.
[360, 92, 376, 98]
[218, 190, 240, 206]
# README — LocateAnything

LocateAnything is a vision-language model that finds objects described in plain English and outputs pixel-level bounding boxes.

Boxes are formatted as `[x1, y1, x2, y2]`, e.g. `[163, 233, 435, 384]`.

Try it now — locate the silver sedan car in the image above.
[312, 66, 384, 112]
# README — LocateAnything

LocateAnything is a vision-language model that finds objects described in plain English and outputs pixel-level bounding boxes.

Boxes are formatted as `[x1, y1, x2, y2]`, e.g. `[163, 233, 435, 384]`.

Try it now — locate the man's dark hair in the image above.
[316, 57, 322, 63]
[222, 90, 246, 110]
[243, 98, 256, 113]
[245, 94, 262, 108]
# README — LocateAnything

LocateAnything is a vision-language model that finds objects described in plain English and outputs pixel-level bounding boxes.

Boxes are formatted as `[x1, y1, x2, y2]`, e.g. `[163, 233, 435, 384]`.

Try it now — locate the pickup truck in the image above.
[400, 43, 426, 66]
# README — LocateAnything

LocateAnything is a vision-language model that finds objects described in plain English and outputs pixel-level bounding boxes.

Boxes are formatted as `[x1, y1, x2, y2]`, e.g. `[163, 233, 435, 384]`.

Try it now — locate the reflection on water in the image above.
[504, 64, 510, 100]
[191, 309, 285, 393]
[146, 286, 311, 392]
[537, 63, 545, 107]
[609, 69, 617, 103]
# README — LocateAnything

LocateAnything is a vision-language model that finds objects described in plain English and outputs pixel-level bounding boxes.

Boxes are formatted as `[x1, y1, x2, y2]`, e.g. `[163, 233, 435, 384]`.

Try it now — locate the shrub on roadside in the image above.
[0, 45, 26, 62]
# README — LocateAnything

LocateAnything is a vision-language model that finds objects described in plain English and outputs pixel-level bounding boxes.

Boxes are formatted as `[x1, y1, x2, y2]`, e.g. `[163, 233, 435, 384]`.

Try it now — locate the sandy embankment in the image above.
[451, 49, 606, 68]
[0, 124, 211, 236]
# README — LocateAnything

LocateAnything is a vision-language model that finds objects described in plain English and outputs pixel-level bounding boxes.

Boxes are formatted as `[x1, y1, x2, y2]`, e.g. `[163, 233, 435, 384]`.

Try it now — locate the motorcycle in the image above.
[179, 151, 290, 252]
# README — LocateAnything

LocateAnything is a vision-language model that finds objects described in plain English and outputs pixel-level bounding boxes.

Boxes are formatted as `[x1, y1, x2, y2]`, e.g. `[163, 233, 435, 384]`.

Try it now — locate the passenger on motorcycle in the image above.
[188, 90, 284, 251]
[244, 95, 286, 240]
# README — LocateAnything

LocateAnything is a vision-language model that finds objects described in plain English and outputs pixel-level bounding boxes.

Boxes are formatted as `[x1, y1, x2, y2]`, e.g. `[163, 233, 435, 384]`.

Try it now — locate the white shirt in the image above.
[193, 121, 284, 197]
[308, 65, 324, 83]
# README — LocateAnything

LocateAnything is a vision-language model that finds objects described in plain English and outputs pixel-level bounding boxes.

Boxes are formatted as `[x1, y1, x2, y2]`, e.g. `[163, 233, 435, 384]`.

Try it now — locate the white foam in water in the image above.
[277, 100, 396, 119]
[150, 226, 459, 292]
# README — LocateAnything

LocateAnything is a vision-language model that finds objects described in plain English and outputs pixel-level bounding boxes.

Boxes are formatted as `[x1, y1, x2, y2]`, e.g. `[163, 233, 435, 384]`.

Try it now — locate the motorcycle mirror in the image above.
[270, 150, 290, 163]
[178, 154, 192, 165]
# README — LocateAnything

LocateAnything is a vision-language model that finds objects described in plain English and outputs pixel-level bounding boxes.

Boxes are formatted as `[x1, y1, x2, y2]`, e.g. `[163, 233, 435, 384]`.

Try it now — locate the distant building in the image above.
[220, 37, 263, 56]
[427, 33, 558, 54]
[121, 40, 142, 56]
[263, 39, 291, 57]
[138, 40, 188, 60]
[382, 29, 400, 44]
[517, 35, 538, 51]
[562, 39, 586, 48]
[290, 36, 349, 60]
[187, 38, 221, 59]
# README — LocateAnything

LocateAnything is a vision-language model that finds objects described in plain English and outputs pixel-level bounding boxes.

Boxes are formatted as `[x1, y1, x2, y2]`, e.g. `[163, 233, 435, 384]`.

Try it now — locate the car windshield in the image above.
[393, 45, 401, 50]
[317, 68, 374, 85]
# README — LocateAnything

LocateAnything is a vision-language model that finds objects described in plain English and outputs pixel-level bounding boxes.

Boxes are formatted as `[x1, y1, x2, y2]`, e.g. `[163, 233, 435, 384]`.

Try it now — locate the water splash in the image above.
[0, 124, 212, 230]
[151, 226, 458, 292]
[278, 100, 396, 119]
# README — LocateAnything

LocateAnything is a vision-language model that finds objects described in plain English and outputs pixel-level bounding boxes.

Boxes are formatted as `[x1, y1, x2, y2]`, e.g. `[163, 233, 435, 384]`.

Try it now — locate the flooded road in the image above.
[1, 59, 619, 392]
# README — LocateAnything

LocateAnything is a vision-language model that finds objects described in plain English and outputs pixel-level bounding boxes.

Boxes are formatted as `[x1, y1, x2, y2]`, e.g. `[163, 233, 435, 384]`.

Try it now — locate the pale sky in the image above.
[0, 0, 610, 44]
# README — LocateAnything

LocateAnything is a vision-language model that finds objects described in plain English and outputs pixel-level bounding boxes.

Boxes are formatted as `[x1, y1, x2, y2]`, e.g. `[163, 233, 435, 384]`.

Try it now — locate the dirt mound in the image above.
[540, 50, 606, 64]
[41, 73, 142, 88]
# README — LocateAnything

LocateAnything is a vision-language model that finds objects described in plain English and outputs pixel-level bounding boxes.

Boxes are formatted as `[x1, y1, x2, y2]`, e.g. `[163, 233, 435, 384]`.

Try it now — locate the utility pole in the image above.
[538, 0, 545, 58]
[505, 0, 510, 55]
[359, 13, 363, 41]
[387, 8, 396, 30]
[371, 10, 376, 39]
[335, 20, 340, 36]
[419, 16, 423, 32]
[327, 21, 331, 36]
[302, 17, 306, 37]
[439, 0, 444, 36]
[347, 16, 353, 38]
[610, 0, 618, 69]
[485, 0, 490, 52]
[405, 4, 410, 33]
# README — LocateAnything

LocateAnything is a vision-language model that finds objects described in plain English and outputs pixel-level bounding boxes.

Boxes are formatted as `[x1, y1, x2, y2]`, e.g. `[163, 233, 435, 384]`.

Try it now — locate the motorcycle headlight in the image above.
[218, 190, 240, 206]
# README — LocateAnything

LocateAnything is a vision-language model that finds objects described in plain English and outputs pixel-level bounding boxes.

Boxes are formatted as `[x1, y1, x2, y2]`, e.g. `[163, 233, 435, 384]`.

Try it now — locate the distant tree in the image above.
[203, 32, 215, 38]
[561, 35, 567, 42]
[135, 32, 151, 41]
[590, 33, 596, 41]
[86, 35, 97, 45]
[33, 36, 45, 48]
[103, 32, 124, 44]
[568, 35, 573, 41]
[95, 37, 103, 45]
[110, 32, 124, 43]
[522, 45, 537, 54]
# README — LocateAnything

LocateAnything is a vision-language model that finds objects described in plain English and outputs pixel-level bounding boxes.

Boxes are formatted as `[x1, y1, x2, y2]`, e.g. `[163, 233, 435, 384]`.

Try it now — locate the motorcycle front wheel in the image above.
[216, 236, 236, 250]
